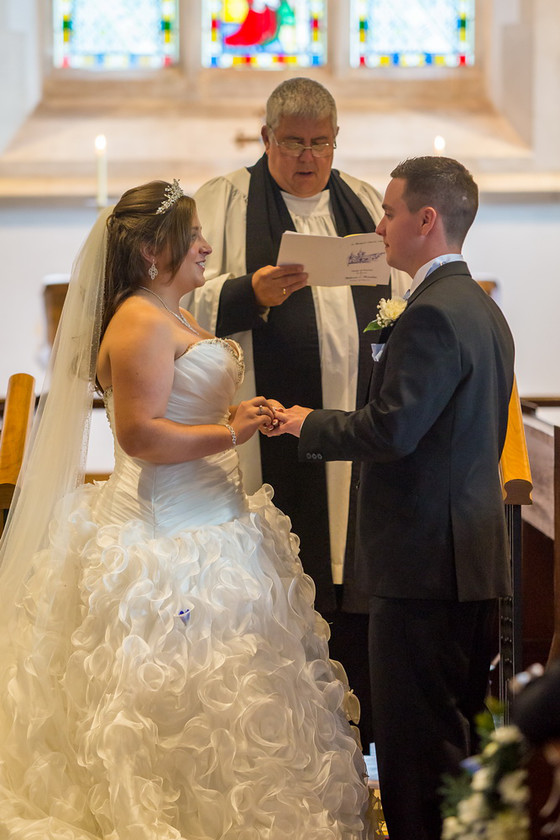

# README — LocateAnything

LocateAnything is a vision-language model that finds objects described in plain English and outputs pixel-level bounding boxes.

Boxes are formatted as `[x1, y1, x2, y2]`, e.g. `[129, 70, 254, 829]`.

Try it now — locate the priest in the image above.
[186, 77, 408, 749]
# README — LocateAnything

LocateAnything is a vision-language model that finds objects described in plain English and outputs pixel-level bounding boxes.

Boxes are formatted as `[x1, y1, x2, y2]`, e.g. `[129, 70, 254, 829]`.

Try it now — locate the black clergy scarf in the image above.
[244, 154, 389, 613]
[246, 153, 388, 409]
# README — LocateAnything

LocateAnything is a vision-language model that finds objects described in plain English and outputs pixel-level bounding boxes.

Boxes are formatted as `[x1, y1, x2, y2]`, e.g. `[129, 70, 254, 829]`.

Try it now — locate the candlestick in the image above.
[95, 134, 108, 208]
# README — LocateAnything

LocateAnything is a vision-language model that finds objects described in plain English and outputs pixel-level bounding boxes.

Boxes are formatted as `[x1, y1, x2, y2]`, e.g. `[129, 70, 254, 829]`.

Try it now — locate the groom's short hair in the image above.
[391, 156, 478, 246]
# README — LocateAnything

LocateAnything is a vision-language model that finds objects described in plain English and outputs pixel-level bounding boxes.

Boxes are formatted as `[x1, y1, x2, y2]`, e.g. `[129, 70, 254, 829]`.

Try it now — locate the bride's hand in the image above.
[230, 397, 277, 445]
[259, 399, 287, 433]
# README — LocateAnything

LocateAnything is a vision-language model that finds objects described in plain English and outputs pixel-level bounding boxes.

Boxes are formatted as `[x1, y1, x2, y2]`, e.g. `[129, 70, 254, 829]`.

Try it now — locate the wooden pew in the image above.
[520, 397, 560, 665]
[43, 280, 69, 347]
[0, 373, 35, 536]
[518, 396, 560, 839]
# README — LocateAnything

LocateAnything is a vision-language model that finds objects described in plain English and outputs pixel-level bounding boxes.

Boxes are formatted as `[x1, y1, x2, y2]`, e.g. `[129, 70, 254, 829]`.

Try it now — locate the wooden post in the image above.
[0, 373, 36, 536]
[499, 378, 533, 718]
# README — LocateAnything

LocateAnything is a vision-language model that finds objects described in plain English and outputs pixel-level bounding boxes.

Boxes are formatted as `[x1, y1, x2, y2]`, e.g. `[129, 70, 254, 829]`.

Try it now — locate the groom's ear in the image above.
[419, 206, 438, 237]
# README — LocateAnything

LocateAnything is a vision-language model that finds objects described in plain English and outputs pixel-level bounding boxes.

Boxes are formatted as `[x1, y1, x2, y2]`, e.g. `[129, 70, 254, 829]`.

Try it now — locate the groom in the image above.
[271, 156, 515, 840]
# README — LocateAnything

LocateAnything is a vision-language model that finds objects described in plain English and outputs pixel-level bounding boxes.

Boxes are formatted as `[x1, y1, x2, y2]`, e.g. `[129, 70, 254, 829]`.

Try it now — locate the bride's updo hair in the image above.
[102, 180, 196, 338]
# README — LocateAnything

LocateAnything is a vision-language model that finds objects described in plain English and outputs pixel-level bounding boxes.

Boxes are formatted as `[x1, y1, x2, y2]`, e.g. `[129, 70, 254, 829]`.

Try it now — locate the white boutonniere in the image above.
[364, 296, 408, 332]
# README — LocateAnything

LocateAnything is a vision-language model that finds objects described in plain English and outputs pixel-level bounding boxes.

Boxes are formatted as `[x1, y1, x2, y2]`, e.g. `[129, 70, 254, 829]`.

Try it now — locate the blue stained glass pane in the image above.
[350, 0, 475, 68]
[53, 0, 179, 70]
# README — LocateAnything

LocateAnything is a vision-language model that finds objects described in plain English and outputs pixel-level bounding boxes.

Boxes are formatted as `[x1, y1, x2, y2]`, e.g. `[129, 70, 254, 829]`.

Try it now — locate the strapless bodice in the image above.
[93, 339, 248, 533]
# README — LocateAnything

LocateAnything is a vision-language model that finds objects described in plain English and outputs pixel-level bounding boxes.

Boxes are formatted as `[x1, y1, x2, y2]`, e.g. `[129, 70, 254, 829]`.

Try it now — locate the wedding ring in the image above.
[282, 288, 286, 295]
[258, 405, 264, 415]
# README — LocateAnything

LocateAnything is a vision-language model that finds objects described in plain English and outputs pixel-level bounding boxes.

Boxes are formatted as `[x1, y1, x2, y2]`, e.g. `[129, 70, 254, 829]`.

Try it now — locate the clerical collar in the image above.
[410, 253, 464, 295]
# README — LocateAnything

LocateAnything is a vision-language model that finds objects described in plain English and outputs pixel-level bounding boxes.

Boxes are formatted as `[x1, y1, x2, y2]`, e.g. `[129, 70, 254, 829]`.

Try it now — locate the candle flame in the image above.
[433, 135, 446, 155]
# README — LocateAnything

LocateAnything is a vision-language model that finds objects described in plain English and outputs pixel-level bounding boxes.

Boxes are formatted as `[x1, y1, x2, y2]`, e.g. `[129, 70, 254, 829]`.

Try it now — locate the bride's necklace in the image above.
[138, 286, 200, 335]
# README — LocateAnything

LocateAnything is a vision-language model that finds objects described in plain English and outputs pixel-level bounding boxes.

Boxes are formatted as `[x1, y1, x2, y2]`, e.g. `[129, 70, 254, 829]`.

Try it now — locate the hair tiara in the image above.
[156, 179, 185, 214]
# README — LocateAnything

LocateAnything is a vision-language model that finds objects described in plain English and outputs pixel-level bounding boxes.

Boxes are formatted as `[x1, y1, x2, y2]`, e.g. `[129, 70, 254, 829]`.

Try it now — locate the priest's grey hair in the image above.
[265, 77, 337, 133]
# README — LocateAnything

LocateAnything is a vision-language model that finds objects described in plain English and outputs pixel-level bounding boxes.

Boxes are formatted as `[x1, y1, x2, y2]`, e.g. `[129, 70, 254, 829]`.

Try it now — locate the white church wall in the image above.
[0, 0, 42, 154]
[532, 0, 560, 170]
[483, 0, 560, 173]
[0, 204, 96, 387]
[486, 0, 534, 148]
[464, 198, 560, 396]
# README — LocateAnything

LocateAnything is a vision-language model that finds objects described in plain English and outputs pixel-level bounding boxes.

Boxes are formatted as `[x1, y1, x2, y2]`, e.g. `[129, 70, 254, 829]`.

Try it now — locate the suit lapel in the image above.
[365, 261, 472, 397]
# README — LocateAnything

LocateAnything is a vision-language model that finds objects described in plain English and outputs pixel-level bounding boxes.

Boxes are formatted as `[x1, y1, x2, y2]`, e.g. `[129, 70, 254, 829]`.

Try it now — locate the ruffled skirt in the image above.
[0, 484, 370, 839]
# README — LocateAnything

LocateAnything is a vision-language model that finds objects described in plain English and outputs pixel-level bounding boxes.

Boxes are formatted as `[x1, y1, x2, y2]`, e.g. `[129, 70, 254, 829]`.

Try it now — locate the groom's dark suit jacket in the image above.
[299, 261, 515, 602]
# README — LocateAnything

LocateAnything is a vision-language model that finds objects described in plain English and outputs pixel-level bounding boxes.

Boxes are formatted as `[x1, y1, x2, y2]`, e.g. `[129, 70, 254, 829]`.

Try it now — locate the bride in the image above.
[0, 180, 370, 839]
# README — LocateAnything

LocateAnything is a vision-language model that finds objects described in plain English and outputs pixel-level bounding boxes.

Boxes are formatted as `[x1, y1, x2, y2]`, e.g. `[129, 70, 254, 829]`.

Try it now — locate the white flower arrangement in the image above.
[441, 706, 530, 840]
[364, 296, 408, 332]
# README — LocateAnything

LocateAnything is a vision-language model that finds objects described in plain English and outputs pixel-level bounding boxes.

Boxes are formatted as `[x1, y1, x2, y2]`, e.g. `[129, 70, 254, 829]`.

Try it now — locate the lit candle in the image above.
[95, 134, 108, 208]
[433, 135, 446, 156]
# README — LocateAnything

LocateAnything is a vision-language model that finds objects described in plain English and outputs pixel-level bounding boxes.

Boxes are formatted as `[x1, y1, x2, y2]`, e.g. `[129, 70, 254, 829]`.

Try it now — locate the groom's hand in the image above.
[263, 405, 313, 437]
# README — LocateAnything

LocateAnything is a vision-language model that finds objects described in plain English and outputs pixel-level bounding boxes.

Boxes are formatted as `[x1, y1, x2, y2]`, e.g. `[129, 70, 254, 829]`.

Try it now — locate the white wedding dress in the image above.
[0, 338, 369, 840]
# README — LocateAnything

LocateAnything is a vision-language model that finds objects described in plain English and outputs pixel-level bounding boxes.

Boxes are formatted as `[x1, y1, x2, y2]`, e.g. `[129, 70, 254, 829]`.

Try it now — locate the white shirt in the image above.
[409, 253, 464, 295]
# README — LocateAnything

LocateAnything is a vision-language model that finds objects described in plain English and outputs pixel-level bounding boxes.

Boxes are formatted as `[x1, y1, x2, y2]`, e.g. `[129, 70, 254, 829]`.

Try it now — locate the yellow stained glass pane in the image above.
[224, 1, 249, 23]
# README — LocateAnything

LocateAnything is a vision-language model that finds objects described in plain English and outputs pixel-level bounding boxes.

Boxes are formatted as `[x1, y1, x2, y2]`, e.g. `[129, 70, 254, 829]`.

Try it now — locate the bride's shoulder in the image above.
[111, 295, 169, 331]
[103, 296, 176, 356]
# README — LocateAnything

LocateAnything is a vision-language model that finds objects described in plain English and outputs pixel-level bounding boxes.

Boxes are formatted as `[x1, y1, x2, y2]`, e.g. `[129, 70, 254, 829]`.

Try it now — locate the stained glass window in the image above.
[53, 0, 179, 70]
[350, 0, 475, 68]
[201, 1, 327, 69]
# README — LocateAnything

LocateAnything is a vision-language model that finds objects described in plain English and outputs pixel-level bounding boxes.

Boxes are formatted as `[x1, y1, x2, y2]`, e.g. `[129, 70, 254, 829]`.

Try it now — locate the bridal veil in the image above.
[0, 206, 112, 643]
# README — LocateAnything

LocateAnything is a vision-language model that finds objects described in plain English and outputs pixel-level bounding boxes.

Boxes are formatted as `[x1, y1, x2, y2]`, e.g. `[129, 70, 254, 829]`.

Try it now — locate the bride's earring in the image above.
[148, 260, 158, 281]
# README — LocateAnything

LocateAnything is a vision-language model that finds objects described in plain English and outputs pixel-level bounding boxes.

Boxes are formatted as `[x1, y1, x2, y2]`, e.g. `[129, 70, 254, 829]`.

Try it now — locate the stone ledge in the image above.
[1, 170, 559, 205]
